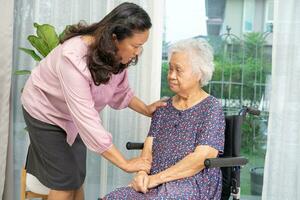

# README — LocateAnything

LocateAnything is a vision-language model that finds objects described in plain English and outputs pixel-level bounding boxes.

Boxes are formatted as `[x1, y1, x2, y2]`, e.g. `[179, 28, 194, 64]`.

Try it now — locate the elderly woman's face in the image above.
[168, 52, 200, 94]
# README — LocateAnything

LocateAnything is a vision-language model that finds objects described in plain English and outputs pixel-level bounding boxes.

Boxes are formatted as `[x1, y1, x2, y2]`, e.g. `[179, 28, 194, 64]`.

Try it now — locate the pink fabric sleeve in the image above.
[56, 50, 113, 154]
[108, 69, 134, 109]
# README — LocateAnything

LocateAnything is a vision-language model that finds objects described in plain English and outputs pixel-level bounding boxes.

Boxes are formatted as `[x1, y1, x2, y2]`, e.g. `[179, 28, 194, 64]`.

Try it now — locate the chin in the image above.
[169, 87, 178, 93]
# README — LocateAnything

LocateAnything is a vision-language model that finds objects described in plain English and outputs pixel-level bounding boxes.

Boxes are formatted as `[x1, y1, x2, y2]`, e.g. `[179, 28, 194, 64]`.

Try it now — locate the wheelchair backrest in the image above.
[222, 115, 244, 158]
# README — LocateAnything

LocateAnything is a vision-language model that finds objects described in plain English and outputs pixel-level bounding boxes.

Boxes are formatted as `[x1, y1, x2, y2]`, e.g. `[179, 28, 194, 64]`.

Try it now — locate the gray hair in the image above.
[168, 38, 214, 86]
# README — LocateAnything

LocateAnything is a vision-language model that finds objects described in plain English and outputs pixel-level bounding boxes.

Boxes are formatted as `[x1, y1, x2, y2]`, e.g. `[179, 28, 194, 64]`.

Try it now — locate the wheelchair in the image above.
[126, 106, 260, 200]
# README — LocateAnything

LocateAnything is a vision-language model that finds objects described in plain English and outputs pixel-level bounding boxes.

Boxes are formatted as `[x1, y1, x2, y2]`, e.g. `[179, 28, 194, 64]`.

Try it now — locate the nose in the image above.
[168, 70, 177, 80]
[135, 46, 143, 56]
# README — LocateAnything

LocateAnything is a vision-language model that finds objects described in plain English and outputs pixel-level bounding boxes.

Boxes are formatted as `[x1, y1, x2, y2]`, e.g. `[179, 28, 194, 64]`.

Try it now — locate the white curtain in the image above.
[9, 0, 163, 199]
[0, 0, 14, 199]
[262, 0, 300, 199]
[99, 1, 164, 197]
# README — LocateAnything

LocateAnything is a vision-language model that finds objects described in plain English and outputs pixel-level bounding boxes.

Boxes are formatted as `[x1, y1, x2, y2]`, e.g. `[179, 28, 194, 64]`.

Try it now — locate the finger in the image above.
[136, 179, 147, 194]
[131, 182, 139, 192]
[156, 101, 167, 107]
[143, 175, 149, 193]
[140, 166, 150, 174]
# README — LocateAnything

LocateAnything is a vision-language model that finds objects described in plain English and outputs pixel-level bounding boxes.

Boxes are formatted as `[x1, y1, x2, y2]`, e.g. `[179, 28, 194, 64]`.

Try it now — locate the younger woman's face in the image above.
[114, 30, 149, 64]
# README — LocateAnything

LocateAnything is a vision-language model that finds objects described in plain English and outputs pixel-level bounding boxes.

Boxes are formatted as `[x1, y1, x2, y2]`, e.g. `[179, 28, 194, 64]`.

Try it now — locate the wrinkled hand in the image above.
[129, 171, 149, 193]
[123, 157, 151, 173]
[146, 97, 169, 117]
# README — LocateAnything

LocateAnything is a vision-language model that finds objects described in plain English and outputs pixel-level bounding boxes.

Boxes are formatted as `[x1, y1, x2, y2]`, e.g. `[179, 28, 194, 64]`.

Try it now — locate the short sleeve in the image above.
[147, 109, 163, 138]
[196, 101, 225, 153]
[108, 69, 134, 109]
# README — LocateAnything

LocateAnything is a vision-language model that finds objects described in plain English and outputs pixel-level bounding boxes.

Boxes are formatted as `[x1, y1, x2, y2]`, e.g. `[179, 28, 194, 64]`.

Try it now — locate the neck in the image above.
[174, 88, 208, 110]
[82, 35, 95, 46]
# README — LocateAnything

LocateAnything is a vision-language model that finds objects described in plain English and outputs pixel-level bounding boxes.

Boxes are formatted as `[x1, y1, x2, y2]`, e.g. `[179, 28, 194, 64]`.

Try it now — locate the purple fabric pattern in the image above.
[104, 96, 225, 200]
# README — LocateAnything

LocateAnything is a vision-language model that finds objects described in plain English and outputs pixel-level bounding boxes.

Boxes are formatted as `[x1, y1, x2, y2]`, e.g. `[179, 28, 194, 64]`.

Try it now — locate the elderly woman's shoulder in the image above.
[208, 95, 222, 105]
[152, 97, 172, 115]
[206, 95, 223, 111]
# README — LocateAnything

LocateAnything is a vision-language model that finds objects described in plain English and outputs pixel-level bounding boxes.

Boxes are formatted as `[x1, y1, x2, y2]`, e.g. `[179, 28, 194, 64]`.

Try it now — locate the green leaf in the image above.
[58, 25, 71, 41]
[14, 70, 31, 75]
[35, 23, 60, 51]
[27, 35, 50, 57]
[19, 47, 42, 61]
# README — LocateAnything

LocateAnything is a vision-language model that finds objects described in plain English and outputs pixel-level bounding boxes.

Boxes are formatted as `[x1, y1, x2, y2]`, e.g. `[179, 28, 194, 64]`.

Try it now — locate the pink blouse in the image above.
[21, 36, 134, 154]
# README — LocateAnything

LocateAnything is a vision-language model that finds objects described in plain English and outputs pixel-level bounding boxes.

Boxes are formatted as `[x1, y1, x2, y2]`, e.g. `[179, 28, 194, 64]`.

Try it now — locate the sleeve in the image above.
[147, 109, 163, 138]
[108, 69, 134, 110]
[196, 101, 225, 153]
[56, 50, 113, 154]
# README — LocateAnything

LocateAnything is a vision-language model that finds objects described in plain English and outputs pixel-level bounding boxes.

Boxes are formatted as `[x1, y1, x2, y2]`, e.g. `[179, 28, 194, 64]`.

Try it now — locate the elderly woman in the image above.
[103, 38, 225, 200]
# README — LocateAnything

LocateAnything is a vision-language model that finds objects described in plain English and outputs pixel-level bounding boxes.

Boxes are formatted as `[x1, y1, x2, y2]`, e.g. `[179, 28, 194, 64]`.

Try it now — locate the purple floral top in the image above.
[104, 95, 225, 200]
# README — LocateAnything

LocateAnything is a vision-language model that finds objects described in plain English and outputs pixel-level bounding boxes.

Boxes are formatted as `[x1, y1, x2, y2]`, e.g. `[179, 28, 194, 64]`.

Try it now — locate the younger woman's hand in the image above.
[146, 97, 168, 116]
[123, 157, 151, 173]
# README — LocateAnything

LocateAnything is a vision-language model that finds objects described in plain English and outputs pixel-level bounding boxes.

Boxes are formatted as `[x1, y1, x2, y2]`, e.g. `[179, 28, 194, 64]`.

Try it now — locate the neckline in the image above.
[170, 95, 211, 112]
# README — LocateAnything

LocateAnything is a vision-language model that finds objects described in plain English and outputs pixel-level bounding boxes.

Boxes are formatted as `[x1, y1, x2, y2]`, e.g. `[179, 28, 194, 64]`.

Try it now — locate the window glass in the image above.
[162, 0, 273, 198]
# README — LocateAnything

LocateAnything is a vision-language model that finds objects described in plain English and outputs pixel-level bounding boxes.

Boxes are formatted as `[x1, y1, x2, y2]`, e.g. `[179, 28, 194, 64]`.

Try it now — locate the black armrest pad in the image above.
[204, 157, 248, 168]
[126, 142, 144, 150]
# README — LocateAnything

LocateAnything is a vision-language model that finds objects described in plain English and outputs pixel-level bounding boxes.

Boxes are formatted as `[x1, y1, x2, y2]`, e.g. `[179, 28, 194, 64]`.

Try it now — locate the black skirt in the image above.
[23, 107, 87, 190]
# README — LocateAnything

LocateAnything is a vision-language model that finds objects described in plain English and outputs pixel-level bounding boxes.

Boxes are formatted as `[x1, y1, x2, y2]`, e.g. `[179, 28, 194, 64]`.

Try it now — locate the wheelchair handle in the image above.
[126, 142, 144, 150]
[204, 157, 248, 168]
[239, 106, 261, 116]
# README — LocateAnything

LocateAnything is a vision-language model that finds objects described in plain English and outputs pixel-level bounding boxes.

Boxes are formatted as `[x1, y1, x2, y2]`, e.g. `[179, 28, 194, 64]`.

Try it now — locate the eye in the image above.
[176, 68, 183, 73]
[132, 44, 141, 49]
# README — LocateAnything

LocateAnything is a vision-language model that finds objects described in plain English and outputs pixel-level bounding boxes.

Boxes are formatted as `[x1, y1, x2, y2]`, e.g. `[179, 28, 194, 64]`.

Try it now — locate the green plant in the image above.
[15, 23, 67, 75]
[160, 61, 174, 97]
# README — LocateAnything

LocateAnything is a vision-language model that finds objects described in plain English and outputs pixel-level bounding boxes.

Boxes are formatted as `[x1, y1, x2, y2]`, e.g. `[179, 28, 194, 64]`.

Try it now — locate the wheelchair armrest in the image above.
[126, 142, 144, 150]
[204, 156, 248, 168]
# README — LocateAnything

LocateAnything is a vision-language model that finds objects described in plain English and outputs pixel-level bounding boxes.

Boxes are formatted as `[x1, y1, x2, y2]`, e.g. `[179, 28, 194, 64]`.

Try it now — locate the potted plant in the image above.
[15, 22, 67, 75]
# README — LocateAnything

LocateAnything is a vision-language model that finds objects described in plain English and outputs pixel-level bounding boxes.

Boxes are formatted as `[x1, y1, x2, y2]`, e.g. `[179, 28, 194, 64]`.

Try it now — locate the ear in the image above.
[112, 34, 117, 41]
[196, 71, 202, 82]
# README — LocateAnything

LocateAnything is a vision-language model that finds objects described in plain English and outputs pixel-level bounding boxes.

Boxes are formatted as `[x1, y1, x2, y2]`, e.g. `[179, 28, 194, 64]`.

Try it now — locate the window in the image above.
[265, 0, 274, 32]
[162, 0, 273, 197]
[243, 0, 255, 32]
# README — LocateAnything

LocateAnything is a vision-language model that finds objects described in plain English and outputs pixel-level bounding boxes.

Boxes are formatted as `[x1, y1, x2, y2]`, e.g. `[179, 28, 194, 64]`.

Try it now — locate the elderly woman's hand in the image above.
[129, 171, 149, 193]
[123, 157, 151, 173]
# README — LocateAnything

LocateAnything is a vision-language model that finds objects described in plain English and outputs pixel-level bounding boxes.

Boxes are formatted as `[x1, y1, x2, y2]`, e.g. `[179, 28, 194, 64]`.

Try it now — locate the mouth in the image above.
[168, 82, 177, 87]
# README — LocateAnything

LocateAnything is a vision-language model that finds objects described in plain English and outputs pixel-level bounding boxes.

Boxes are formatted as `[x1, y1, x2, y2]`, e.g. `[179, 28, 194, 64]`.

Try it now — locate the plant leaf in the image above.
[19, 47, 42, 61]
[35, 23, 60, 51]
[14, 70, 31, 75]
[27, 35, 50, 57]
[58, 25, 71, 41]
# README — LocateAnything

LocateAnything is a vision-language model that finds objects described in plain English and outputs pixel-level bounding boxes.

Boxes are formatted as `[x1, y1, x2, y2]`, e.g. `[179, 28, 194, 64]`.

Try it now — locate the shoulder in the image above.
[152, 97, 173, 118]
[60, 37, 91, 80]
[201, 96, 224, 115]
[61, 36, 88, 65]
[208, 96, 222, 108]
[62, 36, 87, 52]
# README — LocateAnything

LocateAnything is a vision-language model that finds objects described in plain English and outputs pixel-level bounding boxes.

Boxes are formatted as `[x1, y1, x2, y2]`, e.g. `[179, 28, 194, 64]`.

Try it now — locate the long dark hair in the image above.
[61, 2, 152, 85]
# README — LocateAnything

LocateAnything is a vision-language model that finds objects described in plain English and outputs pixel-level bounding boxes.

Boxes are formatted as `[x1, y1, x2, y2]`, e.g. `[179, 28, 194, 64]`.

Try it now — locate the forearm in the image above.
[140, 137, 153, 162]
[151, 145, 218, 185]
[128, 96, 150, 117]
[153, 152, 205, 184]
[101, 144, 127, 171]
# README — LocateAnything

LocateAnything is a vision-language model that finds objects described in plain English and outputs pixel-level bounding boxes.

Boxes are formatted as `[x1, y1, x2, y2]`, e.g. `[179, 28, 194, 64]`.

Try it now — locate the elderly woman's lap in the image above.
[103, 182, 203, 200]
